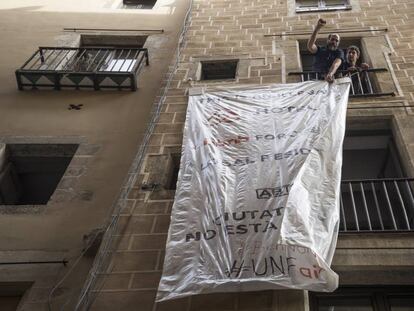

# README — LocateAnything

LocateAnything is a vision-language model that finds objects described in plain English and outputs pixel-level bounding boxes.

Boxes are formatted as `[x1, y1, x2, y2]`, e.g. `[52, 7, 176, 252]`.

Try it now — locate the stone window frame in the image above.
[287, 0, 360, 15]
[345, 115, 414, 178]
[188, 55, 266, 85]
[199, 59, 239, 81]
[0, 136, 99, 214]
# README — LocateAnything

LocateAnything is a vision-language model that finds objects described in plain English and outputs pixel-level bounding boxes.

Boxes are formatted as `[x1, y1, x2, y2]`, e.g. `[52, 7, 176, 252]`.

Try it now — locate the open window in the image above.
[296, 0, 351, 13]
[290, 38, 394, 97]
[298, 38, 365, 74]
[0, 144, 78, 205]
[199, 60, 239, 81]
[339, 130, 414, 232]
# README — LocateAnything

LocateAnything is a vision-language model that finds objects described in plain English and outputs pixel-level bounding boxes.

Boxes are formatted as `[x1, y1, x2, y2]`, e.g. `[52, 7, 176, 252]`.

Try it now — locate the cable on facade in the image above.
[0, 260, 67, 266]
[47, 248, 89, 311]
[72, 1, 194, 310]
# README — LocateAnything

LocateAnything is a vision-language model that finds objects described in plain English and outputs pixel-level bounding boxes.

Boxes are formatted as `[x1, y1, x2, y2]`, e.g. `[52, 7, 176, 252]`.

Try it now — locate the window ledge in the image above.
[296, 5, 352, 13]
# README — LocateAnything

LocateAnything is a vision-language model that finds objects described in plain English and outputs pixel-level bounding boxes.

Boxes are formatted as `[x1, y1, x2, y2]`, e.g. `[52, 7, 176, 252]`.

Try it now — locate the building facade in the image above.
[1, 0, 413, 310]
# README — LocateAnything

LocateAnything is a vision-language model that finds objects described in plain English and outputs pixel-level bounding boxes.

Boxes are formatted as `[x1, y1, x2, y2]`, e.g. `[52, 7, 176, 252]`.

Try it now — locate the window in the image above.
[199, 60, 239, 81]
[0, 144, 78, 205]
[80, 35, 147, 72]
[310, 286, 414, 311]
[0, 282, 31, 311]
[165, 153, 181, 190]
[122, 0, 157, 9]
[342, 130, 404, 180]
[339, 130, 414, 232]
[292, 38, 393, 97]
[296, 0, 351, 12]
[298, 38, 364, 72]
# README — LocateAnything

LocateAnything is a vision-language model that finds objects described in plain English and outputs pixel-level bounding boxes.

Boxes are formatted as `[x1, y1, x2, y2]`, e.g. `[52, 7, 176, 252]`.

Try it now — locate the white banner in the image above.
[156, 79, 350, 301]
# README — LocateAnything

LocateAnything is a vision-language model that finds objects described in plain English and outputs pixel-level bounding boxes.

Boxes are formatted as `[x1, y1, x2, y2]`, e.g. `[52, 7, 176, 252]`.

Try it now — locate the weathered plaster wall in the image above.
[0, 0, 190, 310]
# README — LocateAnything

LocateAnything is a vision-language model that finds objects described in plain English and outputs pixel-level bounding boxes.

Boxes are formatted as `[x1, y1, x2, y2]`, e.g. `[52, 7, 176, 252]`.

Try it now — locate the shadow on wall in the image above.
[0, 0, 178, 13]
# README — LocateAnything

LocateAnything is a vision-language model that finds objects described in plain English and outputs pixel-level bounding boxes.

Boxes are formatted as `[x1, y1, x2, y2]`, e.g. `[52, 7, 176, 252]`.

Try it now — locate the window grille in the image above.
[296, 0, 351, 12]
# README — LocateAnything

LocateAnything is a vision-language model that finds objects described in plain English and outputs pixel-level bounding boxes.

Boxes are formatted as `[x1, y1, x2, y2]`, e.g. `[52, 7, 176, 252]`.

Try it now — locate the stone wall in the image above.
[88, 0, 414, 310]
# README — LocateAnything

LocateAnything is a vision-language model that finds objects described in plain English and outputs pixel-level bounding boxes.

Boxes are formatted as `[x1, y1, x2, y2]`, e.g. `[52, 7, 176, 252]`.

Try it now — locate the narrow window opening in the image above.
[165, 153, 181, 190]
[200, 60, 239, 81]
[0, 144, 78, 205]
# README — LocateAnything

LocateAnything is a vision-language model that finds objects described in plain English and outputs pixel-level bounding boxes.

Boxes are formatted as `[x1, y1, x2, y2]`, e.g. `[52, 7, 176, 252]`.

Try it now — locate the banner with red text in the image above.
[156, 79, 350, 301]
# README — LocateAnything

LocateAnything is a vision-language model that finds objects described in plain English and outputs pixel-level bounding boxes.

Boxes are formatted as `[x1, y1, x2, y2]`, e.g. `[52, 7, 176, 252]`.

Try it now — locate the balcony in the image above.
[288, 68, 395, 97]
[15, 47, 149, 91]
[340, 178, 414, 233]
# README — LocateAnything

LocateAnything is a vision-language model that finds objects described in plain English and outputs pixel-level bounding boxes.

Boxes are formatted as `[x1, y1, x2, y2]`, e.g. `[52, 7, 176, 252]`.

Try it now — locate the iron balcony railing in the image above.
[288, 68, 394, 97]
[15, 47, 149, 91]
[339, 178, 414, 233]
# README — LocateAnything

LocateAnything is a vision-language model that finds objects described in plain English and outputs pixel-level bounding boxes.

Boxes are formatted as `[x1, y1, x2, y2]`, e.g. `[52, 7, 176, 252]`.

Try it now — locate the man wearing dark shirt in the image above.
[307, 18, 344, 83]
[342, 45, 370, 94]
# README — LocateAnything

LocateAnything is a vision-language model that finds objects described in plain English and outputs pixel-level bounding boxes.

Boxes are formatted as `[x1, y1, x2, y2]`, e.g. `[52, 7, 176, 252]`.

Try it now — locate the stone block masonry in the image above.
[88, 0, 414, 310]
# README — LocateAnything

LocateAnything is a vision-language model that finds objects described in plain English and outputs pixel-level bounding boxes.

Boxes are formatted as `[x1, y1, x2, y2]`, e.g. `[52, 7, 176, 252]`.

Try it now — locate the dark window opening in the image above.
[0, 282, 31, 311]
[296, 0, 351, 13]
[342, 130, 404, 180]
[165, 153, 181, 190]
[293, 39, 391, 97]
[122, 0, 157, 9]
[200, 60, 238, 81]
[0, 144, 78, 205]
[340, 130, 413, 232]
[310, 286, 414, 311]
[80, 35, 147, 48]
[299, 38, 364, 73]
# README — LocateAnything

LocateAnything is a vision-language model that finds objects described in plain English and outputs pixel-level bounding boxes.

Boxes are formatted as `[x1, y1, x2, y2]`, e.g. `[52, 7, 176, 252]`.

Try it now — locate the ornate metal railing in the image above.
[288, 68, 395, 97]
[339, 178, 414, 232]
[15, 47, 149, 91]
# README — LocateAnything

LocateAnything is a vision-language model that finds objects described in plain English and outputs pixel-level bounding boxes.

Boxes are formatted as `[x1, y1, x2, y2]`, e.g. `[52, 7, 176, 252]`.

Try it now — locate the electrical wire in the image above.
[47, 244, 91, 311]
